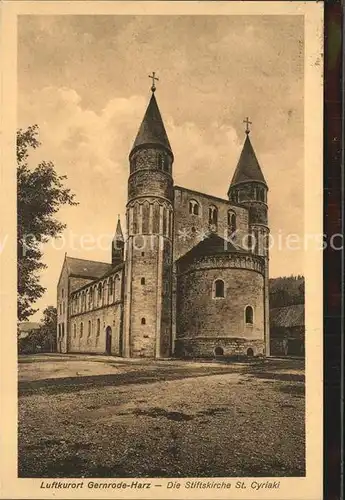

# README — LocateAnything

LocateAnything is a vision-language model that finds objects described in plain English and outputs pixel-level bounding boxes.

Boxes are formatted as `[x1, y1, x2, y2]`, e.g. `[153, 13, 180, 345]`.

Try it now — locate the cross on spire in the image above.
[243, 116, 252, 135]
[148, 71, 159, 93]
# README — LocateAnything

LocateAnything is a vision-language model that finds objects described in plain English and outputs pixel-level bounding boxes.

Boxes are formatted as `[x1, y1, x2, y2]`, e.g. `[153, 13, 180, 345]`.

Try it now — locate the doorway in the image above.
[105, 326, 112, 355]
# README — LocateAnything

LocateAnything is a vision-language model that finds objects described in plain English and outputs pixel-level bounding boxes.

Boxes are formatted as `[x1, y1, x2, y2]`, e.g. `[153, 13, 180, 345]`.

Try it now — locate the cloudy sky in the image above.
[18, 15, 304, 320]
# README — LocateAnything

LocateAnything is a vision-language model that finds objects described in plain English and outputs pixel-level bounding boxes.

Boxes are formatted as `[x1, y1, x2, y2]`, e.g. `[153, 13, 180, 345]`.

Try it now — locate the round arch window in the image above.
[247, 348, 254, 357]
[245, 305, 254, 324]
[214, 279, 225, 298]
[214, 346, 224, 356]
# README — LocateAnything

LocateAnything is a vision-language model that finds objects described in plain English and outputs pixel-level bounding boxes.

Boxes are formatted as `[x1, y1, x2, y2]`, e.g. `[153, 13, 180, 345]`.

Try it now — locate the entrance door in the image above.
[105, 326, 112, 355]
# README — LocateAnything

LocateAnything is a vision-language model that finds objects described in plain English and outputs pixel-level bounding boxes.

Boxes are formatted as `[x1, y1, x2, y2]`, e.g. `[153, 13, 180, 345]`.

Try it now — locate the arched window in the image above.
[162, 206, 168, 235]
[98, 283, 102, 306]
[73, 324, 76, 338]
[97, 318, 101, 336]
[228, 211, 236, 233]
[141, 277, 145, 285]
[208, 205, 218, 225]
[157, 152, 164, 170]
[88, 320, 92, 337]
[114, 275, 120, 300]
[152, 203, 160, 233]
[214, 346, 224, 356]
[247, 347, 254, 356]
[80, 322, 83, 338]
[213, 279, 225, 298]
[245, 306, 254, 324]
[142, 202, 150, 233]
[189, 199, 200, 216]
[89, 288, 94, 309]
[257, 188, 265, 202]
[247, 232, 254, 252]
[163, 155, 169, 172]
[109, 277, 114, 295]
[141, 317, 146, 325]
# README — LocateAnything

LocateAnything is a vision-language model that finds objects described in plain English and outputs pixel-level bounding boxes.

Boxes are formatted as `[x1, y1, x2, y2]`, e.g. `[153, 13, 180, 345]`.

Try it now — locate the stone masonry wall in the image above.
[70, 303, 122, 355]
[56, 263, 69, 353]
[176, 266, 264, 357]
[175, 337, 264, 358]
[173, 186, 249, 261]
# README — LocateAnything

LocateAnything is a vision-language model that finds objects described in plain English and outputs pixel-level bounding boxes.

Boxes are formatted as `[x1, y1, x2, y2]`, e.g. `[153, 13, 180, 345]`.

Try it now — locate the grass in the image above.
[18, 355, 305, 478]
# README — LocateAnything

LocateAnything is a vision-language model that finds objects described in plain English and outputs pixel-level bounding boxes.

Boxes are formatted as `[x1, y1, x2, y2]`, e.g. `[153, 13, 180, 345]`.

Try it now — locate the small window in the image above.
[247, 347, 254, 356]
[141, 317, 146, 325]
[73, 324, 76, 338]
[80, 322, 83, 338]
[228, 211, 236, 233]
[141, 277, 145, 285]
[141, 251, 145, 256]
[88, 320, 92, 337]
[214, 346, 224, 356]
[189, 199, 200, 216]
[214, 279, 225, 298]
[97, 318, 101, 336]
[209, 205, 218, 225]
[245, 306, 254, 324]
[191, 226, 196, 233]
[247, 233, 254, 251]
[109, 277, 114, 295]
[98, 283, 102, 305]
[163, 155, 169, 172]
[62, 288, 64, 298]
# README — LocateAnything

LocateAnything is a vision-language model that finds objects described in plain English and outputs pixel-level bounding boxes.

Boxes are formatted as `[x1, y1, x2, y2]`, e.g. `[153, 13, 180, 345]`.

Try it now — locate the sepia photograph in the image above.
[0, 1, 324, 498]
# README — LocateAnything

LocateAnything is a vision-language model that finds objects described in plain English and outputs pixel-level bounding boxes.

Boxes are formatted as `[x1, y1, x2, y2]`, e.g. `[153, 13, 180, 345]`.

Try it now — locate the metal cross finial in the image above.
[148, 71, 159, 93]
[243, 116, 252, 134]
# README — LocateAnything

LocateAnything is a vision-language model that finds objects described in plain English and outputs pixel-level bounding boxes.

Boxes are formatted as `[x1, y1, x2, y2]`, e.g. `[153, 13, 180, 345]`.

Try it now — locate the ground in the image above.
[18, 354, 305, 478]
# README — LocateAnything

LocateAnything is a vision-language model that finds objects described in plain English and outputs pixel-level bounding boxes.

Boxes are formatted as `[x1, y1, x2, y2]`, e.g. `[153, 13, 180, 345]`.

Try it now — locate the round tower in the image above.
[123, 82, 174, 358]
[228, 127, 270, 355]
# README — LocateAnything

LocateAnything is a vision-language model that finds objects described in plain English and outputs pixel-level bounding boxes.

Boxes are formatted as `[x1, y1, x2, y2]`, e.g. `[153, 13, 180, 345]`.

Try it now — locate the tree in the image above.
[17, 125, 77, 320]
[39, 306, 58, 352]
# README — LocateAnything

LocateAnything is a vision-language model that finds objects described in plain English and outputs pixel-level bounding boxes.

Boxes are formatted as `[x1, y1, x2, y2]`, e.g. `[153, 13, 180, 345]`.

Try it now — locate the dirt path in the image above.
[18, 356, 305, 478]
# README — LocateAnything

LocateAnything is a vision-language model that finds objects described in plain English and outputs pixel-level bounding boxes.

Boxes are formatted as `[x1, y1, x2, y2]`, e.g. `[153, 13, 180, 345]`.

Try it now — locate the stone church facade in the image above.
[57, 86, 270, 358]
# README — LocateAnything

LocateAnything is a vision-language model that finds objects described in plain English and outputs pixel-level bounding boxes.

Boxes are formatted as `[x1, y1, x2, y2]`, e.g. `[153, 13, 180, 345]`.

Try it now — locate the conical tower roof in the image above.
[230, 134, 267, 188]
[131, 93, 172, 156]
[114, 217, 124, 242]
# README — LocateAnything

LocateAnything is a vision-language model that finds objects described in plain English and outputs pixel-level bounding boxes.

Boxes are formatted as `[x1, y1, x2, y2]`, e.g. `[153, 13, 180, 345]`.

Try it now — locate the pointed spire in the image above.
[115, 215, 124, 242]
[112, 216, 124, 266]
[130, 93, 172, 157]
[230, 134, 267, 187]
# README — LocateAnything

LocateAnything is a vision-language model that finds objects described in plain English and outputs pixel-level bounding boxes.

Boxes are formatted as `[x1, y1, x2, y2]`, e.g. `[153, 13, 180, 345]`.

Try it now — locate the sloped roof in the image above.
[177, 232, 248, 263]
[100, 262, 124, 280]
[66, 256, 112, 279]
[230, 134, 267, 187]
[131, 93, 172, 155]
[270, 304, 305, 328]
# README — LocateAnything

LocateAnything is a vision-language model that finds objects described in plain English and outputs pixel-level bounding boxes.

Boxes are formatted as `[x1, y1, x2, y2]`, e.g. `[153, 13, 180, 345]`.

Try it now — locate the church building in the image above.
[57, 77, 270, 358]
